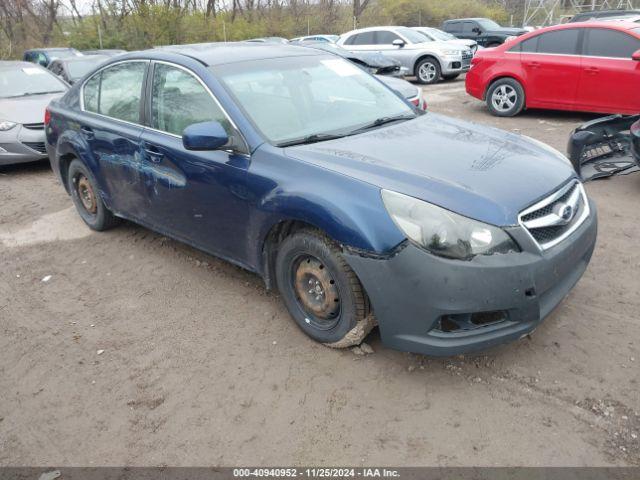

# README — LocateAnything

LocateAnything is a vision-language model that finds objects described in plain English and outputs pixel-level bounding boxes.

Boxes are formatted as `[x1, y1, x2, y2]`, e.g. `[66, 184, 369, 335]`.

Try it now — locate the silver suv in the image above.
[337, 26, 472, 84]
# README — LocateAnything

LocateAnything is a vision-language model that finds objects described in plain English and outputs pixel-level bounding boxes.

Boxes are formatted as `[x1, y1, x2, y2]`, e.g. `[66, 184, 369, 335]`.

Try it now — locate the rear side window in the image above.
[151, 63, 232, 138]
[444, 22, 460, 33]
[462, 22, 477, 34]
[82, 62, 147, 123]
[584, 28, 640, 58]
[536, 29, 580, 54]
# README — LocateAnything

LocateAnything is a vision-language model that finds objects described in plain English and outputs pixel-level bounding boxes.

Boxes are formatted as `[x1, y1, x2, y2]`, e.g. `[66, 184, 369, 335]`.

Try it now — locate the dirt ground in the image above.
[1, 77, 639, 467]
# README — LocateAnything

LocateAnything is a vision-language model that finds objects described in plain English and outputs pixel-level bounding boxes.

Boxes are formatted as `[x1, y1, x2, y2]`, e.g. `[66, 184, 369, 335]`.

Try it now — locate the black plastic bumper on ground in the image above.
[344, 201, 598, 356]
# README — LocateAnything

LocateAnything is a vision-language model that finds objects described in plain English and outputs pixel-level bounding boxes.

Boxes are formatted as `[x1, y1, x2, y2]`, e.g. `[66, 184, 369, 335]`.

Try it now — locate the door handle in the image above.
[80, 126, 94, 139]
[527, 61, 541, 69]
[143, 143, 163, 163]
[584, 66, 599, 75]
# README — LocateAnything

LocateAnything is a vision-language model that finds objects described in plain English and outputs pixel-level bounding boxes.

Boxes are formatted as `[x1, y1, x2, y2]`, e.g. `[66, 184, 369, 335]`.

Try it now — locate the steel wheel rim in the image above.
[291, 255, 341, 330]
[491, 85, 517, 112]
[76, 174, 97, 215]
[418, 62, 437, 82]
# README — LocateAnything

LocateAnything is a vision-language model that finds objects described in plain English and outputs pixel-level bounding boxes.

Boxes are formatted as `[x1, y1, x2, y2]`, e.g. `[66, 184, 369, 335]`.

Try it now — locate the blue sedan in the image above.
[45, 44, 597, 356]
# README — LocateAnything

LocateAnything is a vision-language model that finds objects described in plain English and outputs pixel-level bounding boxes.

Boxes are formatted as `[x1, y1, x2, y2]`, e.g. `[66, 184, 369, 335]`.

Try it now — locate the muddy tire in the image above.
[275, 229, 373, 346]
[67, 159, 120, 231]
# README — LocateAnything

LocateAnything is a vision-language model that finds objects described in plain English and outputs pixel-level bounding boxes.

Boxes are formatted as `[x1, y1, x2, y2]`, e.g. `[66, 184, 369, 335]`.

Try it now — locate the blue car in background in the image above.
[45, 43, 597, 356]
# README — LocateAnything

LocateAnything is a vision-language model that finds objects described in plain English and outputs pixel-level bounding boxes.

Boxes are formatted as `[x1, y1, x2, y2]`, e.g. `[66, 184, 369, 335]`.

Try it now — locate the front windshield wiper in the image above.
[276, 133, 347, 147]
[348, 114, 416, 135]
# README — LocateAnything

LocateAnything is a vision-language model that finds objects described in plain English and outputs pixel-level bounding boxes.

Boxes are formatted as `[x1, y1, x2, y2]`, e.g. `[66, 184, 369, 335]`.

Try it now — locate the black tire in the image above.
[415, 57, 441, 85]
[67, 159, 120, 231]
[485, 77, 525, 117]
[275, 229, 370, 344]
[442, 73, 460, 81]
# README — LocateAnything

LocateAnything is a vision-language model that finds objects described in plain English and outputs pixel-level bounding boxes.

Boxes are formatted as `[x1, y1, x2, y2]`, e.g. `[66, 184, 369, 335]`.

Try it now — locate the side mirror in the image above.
[182, 121, 229, 151]
[392, 38, 405, 48]
[632, 49, 640, 61]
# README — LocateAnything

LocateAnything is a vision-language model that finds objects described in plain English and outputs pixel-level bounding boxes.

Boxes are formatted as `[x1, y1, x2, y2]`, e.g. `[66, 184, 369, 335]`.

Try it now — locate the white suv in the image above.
[337, 26, 472, 84]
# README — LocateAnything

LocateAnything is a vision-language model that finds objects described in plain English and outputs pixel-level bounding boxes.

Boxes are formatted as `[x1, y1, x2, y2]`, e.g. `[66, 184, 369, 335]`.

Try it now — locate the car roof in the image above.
[341, 26, 409, 35]
[25, 47, 77, 53]
[531, 20, 640, 32]
[150, 42, 323, 66]
[53, 54, 109, 64]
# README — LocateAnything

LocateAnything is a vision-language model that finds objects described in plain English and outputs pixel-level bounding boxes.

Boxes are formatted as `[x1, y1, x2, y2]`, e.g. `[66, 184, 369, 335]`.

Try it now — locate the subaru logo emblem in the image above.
[554, 202, 574, 224]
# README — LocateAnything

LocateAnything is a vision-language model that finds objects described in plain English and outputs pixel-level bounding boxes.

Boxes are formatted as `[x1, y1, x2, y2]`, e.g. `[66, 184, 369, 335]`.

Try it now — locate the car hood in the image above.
[375, 75, 418, 100]
[353, 51, 400, 68]
[284, 113, 576, 227]
[486, 27, 527, 36]
[0, 92, 64, 124]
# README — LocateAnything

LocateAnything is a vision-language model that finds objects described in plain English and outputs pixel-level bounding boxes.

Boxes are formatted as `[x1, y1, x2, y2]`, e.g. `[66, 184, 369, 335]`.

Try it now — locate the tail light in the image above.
[411, 96, 427, 111]
[44, 107, 51, 126]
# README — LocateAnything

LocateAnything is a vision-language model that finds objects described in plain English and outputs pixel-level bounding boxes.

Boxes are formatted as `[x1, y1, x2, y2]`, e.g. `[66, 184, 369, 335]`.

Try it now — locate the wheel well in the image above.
[58, 152, 77, 193]
[484, 76, 522, 101]
[413, 55, 440, 76]
[261, 220, 327, 292]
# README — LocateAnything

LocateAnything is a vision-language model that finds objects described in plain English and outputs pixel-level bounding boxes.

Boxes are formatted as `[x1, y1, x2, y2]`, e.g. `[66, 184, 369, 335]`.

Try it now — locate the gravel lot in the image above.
[1, 77, 639, 467]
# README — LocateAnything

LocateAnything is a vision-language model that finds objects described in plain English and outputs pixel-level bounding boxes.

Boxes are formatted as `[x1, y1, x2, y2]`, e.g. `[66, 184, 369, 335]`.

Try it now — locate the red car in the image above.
[465, 21, 640, 116]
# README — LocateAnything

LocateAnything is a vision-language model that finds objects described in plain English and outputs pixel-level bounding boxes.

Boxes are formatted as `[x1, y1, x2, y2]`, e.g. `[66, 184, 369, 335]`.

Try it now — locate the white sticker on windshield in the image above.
[22, 68, 45, 75]
[321, 59, 362, 77]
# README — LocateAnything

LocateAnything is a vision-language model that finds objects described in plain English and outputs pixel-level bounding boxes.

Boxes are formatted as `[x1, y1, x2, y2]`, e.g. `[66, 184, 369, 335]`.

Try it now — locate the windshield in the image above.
[67, 58, 105, 79]
[0, 66, 67, 98]
[477, 19, 501, 30]
[396, 27, 431, 44]
[212, 55, 415, 145]
[425, 28, 456, 41]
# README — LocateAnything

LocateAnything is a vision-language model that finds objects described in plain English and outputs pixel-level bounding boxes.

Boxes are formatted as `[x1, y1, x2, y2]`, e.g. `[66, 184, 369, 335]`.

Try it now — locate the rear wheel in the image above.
[68, 159, 120, 231]
[415, 57, 441, 85]
[275, 229, 374, 347]
[486, 78, 525, 117]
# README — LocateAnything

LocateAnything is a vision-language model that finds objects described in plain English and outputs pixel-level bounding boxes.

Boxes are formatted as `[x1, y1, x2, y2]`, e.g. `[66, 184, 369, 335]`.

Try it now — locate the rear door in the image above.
[80, 60, 149, 219]
[519, 28, 582, 108]
[577, 27, 640, 113]
[137, 61, 250, 259]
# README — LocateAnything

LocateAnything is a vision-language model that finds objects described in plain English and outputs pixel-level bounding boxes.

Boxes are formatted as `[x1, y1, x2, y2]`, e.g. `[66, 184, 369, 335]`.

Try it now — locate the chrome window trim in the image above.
[79, 59, 150, 128]
[518, 180, 590, 251]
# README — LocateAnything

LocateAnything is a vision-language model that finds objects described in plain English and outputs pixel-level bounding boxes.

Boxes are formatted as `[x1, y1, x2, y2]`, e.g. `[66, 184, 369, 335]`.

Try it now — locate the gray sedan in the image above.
[0, 61, 68, 166]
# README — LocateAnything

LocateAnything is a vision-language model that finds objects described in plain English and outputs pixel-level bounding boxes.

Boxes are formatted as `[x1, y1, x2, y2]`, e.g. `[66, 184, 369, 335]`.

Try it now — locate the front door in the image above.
[138, 62, 251, 261]
[576, 27, 640, 114]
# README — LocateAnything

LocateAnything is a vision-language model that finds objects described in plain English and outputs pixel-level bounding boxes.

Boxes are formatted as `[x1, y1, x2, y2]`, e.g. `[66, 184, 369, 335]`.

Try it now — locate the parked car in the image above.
[465, 21, 640, 117]
[568, 114, 640, 180]
[337, 26, 473, 84]
[412, 26, 478, 54]
[290, 35, 339, 43]
[442, 18, 527, 48]
[45, 44, 597, 356]
[568, 9, 640, 22]
[81, 49, 127, 56]
[48, 55, 109, 85]
[245, 37, 289, 44]
[23, 48, 82, 67]
[292, 40, 407, 76]
[294, 41, 422, 107]
[0, 61, 68, 165]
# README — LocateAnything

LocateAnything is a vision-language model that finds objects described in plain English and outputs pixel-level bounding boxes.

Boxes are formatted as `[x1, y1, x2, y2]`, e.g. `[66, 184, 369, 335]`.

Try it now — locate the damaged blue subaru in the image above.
[45, 43, 597, 356]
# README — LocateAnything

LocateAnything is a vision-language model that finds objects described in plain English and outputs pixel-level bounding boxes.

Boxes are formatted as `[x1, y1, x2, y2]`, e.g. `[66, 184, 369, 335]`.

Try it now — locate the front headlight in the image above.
[442, 49, 462, 57]
[0, 120, 17, 131]
[381, 189, 519, 260]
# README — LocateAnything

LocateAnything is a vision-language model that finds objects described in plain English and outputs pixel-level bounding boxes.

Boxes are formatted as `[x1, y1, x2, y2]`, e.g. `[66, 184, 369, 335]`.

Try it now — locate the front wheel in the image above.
[486, 78, 525, 117]
[415, 58, 441, 85]
[275, 229, 374, 347]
